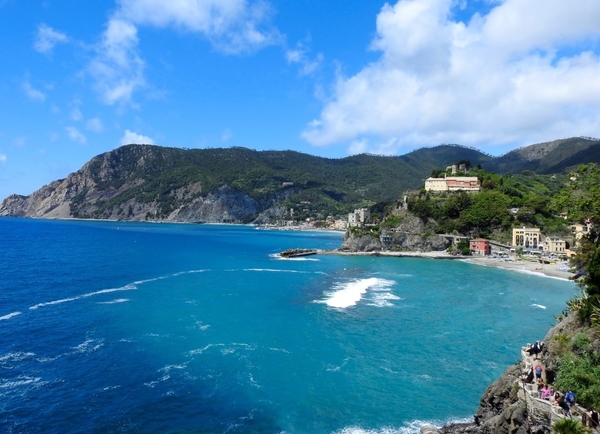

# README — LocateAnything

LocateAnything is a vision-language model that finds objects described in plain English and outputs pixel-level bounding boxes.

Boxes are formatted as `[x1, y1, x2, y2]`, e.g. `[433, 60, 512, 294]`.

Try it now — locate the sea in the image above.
[0, 218, 578, 434]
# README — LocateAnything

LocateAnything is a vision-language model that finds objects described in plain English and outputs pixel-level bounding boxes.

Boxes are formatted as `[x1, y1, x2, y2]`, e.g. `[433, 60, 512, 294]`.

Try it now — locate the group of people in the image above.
[524, 341, 599, 430]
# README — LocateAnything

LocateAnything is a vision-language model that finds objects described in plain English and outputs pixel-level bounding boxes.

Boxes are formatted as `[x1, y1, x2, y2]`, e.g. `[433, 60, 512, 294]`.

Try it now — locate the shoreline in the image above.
[317, 249, 575, 281]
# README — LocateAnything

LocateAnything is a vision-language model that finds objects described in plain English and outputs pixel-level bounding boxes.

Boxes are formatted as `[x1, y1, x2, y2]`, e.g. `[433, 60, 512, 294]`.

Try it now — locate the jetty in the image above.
[278, 248, 317, 258]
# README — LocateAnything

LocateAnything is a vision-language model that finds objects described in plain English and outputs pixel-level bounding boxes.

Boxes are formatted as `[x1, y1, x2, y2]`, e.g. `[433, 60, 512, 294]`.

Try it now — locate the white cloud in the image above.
[22, 80, 45, 101]
[302, 0, 600, 154]
[86, 118, 104, 133]
[117, 0, 281, 54]
[120, 129, 155, 145]
[88, 18, 145, 105]
[65, 126, 87, 144]
[0, 153, 6, 163]
[34, 24, 68, 54]
[88, 0, 279, 105]
[286, 44, 323, 76]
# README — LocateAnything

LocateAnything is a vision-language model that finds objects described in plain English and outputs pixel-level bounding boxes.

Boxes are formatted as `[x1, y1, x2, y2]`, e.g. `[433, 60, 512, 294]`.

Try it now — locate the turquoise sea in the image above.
[0, 218, 577, 433]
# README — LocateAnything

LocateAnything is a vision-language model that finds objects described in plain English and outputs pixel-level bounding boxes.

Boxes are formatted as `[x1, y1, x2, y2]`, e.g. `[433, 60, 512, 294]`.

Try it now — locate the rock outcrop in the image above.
[425, 312, 595, 434]
[339, 211, 451, 253]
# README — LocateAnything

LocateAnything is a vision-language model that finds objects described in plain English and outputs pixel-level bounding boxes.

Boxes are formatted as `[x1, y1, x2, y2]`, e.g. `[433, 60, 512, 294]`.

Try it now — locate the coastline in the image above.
[317, 250, 575, 281]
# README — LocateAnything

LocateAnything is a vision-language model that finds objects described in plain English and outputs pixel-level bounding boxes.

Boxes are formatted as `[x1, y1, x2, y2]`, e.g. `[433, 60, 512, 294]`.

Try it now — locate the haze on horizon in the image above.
[1, 0, 600, 200]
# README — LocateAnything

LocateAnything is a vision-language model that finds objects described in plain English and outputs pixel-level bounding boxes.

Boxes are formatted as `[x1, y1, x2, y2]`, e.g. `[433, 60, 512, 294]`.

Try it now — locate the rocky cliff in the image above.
[339, 211, 451, 252]
[0, 146, 297, 223]
[426, 312, 597, 434]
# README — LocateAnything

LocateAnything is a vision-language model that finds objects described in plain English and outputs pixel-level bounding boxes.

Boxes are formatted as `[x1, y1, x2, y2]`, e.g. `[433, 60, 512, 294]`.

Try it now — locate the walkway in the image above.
[518, 343, 596, 429]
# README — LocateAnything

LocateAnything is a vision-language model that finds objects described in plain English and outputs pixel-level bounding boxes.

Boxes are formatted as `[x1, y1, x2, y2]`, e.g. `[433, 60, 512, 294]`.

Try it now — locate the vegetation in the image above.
[552, 417, 590, 434]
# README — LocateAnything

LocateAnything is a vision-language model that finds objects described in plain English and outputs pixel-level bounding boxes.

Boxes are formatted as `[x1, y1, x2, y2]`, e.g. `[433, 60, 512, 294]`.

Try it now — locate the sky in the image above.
[1, 0, 600, 200]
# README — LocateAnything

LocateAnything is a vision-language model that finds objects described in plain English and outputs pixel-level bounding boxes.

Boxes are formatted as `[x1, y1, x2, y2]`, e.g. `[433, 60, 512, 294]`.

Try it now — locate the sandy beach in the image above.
[318, 249, 576, 281]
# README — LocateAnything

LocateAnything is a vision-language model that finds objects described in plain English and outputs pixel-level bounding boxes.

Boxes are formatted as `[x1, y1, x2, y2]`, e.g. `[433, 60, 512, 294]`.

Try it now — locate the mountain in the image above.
[1, 137, 597, 223]
[485, 137, 600, 174]
[0, 144, 489, 223]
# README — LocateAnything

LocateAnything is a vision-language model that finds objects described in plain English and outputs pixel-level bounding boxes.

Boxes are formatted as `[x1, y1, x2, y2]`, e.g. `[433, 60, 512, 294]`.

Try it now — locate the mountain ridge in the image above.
[2, 137, 599, 223]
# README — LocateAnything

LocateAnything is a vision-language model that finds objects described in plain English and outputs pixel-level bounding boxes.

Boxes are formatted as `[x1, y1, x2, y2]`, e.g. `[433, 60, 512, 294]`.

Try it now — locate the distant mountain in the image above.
[485, 137, 600, 174]
[1, 138, 597, 223]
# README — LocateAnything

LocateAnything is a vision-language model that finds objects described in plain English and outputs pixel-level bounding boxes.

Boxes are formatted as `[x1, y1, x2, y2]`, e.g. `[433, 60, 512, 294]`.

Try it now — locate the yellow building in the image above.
[513, 227, 541, 249]
[543, 236, 566, 253]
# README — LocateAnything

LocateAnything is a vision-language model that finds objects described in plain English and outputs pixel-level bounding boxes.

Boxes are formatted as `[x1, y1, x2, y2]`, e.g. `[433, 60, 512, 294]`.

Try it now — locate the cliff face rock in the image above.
[0, 146, 296, 223]
[339, 233, 383, 252]
[387, 211, 451, 251]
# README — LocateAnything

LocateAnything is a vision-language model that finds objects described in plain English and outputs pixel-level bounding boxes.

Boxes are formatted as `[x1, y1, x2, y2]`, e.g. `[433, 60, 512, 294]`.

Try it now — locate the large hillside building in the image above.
[512, 227, 542, 249]
[424, 176, 480, 192]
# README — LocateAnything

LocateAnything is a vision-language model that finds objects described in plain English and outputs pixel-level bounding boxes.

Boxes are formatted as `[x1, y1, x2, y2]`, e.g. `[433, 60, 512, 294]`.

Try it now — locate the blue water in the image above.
[0, 218, 577, 433]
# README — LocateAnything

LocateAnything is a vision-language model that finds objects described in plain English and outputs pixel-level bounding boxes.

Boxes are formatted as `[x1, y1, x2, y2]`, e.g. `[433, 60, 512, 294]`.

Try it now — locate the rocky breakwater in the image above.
[340, 210, 450, 253]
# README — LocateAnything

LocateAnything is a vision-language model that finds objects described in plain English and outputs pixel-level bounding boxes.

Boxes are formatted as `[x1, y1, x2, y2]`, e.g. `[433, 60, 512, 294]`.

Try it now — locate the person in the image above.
[540, 384, 552, 400]
[557, 394, 572, 418]
[534, 365, 543, 385]
[590, 408, 598, 430]
[565, 390, 576, 409]
[527, 341, 543, 360]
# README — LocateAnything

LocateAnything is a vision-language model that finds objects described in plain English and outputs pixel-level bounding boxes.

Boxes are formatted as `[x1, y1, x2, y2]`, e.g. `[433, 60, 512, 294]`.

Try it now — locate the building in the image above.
[570, 222, 591, 247]
[424, 176, 480, 192]
[543, 236, 566, 253]
[513, 227, 542, 250]
[470, 238, 491, 256]
[348, 208, 371, 226]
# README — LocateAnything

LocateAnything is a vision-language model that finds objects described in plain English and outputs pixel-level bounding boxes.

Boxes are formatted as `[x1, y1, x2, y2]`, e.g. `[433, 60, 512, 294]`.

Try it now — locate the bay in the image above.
[0, 218, 577, 433]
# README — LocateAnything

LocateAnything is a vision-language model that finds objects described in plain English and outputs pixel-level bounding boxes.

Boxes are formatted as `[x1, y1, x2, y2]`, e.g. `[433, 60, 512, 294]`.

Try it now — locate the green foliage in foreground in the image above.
[552, 417, 590, 434]
[555, 351, 600, 411]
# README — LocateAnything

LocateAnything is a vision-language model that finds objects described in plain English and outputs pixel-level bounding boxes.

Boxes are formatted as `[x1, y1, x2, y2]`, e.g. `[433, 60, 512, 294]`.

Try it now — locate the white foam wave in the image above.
[319, 278, 397, 308]
[0, 352, 36, 363]
[335, 418, 473, 434]
[0, 311, 21, 321]
[72, 339, 104, 354]
[0, 376, 42, 390]
[531, 304, 547, 309]
[27, 269, 208, 311]
[97, 298, 129, 304]
[244, 268, 311, 274]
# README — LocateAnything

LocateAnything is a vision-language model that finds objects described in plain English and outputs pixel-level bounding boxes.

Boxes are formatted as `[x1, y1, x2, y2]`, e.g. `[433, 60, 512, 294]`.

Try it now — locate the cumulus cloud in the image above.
[22, 80, 45, 101]
[302, 0, 600, 154]
[88, 18, 145, 105]
[34, 24, 68, 54]
[65, 126, 87, 144]
[120, 129, 155, 145]
[117, 0, 281, 53]
[88, 0, 279, 105]
[86, 118, 104, 133]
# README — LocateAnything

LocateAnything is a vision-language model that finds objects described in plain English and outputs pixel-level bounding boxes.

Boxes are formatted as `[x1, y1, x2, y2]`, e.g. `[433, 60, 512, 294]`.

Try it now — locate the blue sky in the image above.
[1, 0, 600, 200]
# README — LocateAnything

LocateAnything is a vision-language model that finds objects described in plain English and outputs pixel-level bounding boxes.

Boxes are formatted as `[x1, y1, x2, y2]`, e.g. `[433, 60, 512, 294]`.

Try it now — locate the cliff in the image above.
[425, 312, 599, 434]
[340, 211, 451, 252]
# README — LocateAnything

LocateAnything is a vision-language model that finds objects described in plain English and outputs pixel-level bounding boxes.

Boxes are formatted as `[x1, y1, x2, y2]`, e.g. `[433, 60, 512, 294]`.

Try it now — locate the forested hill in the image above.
[1, 137, 599, 223]
[0, 144, 492, 222]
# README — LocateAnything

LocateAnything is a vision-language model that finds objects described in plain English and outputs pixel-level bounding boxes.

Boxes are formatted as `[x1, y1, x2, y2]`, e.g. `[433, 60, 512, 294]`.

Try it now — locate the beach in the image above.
[318, 249, 575, 281]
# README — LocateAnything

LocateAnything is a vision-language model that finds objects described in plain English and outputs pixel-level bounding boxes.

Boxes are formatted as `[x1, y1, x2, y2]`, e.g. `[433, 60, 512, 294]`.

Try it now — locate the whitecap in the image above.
[531, 304, 547, 309]
[0, 352, 36, 363]
[318, 277, 397, 308]
[97, 298, 129, 304]
[0, 376, 42, 390]
[334, 418, 473, 434]
[0, 311, 21, 321]
[72, 339, 103, 354]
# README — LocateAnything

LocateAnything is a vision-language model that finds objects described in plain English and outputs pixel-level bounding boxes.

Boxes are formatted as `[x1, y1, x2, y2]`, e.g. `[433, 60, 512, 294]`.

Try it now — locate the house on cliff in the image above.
[424, 176, 481, 192]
